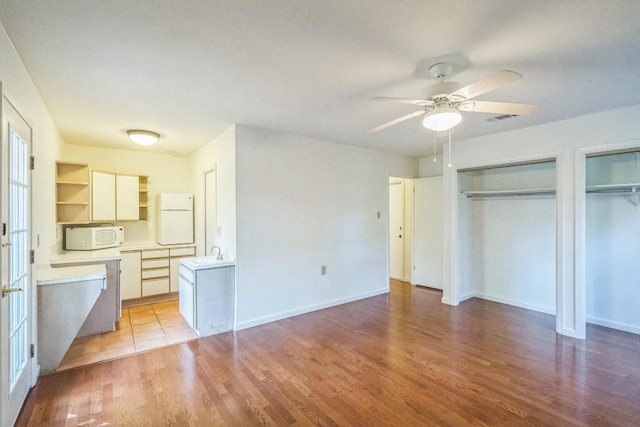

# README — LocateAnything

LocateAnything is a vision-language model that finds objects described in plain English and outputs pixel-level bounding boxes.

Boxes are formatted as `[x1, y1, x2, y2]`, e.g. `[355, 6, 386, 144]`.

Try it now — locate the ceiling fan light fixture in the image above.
[127, 129, 160, 146]
[422, 107, 462, 132]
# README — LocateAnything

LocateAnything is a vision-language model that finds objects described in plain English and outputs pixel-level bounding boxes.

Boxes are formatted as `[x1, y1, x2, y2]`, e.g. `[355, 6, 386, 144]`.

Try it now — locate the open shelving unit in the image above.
[56, 162, 90, 223]
[139, 175, 149, 221]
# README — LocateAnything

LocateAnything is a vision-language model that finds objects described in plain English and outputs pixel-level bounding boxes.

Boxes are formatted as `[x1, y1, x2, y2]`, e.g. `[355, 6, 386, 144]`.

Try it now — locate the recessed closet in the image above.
[457, 160, 557, 316]
[585, 151, 640, 335]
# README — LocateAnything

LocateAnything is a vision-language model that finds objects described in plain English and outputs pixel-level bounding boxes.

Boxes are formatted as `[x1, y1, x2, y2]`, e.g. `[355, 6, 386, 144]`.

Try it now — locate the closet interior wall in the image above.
[458, 161, 557, 314]
[586, 151, 640, 334]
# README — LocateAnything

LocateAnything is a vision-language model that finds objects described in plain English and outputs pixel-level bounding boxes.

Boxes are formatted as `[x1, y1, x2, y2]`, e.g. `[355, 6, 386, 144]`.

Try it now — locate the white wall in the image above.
[188, 126, 236, 258]
[234, 126, 417, 329]
[1, 24, 65, 264]
[418, 154, 444, 177]
[439, 104, 640, 338]
[61, 144, 190, 243]
[1, 23, 67, 386]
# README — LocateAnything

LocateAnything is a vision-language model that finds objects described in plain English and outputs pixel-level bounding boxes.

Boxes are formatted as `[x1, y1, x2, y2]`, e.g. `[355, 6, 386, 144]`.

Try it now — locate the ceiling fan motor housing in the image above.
[424, 81, 464, 101]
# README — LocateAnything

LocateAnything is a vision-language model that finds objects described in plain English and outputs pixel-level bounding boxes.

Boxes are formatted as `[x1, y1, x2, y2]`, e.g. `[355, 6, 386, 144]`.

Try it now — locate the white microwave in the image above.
[65, 226, 124, 251]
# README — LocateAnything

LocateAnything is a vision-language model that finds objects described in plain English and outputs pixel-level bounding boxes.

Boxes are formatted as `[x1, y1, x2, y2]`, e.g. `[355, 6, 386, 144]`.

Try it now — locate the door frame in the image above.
[387, 175, 414, 284]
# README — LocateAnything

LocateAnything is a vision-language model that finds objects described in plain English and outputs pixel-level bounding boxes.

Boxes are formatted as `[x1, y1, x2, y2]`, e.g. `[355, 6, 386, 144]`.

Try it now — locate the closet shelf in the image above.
[462, 188, 555, 198]
[586, 183, 640, 194]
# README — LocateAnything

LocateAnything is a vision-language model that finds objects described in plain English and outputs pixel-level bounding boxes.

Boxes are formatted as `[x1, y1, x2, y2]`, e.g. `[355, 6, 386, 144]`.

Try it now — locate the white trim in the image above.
[471, 292, 556, 315]
[234, 287, 389, 331]
[587, 316, 640, 335]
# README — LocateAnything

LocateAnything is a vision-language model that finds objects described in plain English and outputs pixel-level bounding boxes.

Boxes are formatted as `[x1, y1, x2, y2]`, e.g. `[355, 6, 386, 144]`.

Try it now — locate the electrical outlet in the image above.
[321, 265, 327, 275]
[377, 211, 381, 219]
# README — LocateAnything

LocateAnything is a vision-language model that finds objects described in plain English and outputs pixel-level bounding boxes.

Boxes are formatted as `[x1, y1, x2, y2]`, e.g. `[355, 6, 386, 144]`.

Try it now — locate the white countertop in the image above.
[50, 242, 196, 265]
[180, 257, 236, 271]
[119, 241, 196, 251]
[37, 264, 106, 286]
[50, 246, 122, 266]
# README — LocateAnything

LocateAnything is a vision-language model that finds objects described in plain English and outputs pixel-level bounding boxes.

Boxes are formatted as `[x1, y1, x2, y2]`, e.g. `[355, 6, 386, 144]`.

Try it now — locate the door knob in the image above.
[2, 286, 23, 298]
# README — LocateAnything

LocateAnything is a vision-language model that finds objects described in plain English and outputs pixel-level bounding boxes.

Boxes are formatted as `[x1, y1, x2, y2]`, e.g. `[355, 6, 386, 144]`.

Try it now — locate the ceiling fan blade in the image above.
[370, 110, 426, 132]
[371, 96, 434, 106]
[451, 70, 523, 100]
[460, 100, 539, 116]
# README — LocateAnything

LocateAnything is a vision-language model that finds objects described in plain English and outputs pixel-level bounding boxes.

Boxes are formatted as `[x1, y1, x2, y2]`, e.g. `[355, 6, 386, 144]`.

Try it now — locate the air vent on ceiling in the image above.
[487, 114, 520, 122]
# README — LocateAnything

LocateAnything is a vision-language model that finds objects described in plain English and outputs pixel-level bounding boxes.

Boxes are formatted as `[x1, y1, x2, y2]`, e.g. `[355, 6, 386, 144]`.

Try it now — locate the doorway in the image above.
[388, 177, 412, 282]
[1, 93, 33, 426]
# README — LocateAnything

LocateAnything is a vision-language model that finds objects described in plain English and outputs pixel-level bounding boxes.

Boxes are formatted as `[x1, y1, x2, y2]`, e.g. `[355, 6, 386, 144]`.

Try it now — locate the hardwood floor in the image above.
[17, 280, 640, 426]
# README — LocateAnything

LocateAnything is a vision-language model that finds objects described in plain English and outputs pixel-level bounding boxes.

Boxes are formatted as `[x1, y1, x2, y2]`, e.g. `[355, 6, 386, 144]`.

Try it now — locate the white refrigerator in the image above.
[156, 193, 194, 245]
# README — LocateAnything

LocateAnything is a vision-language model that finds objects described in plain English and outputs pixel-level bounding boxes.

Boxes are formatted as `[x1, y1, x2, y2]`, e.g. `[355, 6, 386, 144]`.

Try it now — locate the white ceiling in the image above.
[1, 1, 639, 157]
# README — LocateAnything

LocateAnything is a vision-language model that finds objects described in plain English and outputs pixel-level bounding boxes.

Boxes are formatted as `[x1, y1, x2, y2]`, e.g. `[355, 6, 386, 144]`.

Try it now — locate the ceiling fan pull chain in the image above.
[433, 131, 437, 163]
[448, 129, 452, 168]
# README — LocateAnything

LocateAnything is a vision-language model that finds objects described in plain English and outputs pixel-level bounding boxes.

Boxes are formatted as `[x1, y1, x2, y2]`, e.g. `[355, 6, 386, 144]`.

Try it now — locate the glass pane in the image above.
[8, 127, 29, 390]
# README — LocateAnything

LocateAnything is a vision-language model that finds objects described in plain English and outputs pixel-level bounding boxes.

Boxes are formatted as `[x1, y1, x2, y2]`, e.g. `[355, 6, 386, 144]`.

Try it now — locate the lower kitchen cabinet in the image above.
[141, 249, 170, 297]
[120, 245, 195, 302]
[120, 251, 142, 300]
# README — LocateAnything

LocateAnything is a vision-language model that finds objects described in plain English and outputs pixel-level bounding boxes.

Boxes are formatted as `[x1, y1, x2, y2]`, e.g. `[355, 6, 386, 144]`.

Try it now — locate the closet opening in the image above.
[456, 159, 557, 322]
[585, 150, 640, 336]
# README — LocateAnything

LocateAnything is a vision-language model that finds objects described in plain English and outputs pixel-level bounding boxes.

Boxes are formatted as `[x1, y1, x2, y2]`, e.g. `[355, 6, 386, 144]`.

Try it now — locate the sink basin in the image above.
[181, 256, 235, 270]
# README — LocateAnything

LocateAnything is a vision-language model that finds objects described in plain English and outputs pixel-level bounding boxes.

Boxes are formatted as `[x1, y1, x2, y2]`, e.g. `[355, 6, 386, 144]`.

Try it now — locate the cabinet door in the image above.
[116, 175, 140, 221]
[120, 251, 142, 300]
[91, 171, 116, 221]
[170, 247, 195, 292]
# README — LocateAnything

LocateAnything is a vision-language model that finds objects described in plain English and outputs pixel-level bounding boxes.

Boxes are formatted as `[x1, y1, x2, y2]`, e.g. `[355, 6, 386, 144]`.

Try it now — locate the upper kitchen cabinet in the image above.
[56, 162, 90, 223]
[91, 171, 116, 221]
[116, 174, 140, 221]
[91, 171, 142, 222]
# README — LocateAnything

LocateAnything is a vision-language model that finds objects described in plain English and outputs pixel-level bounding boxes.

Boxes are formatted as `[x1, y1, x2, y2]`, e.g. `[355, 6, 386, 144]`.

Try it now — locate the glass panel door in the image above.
[1, 94, 32, 426]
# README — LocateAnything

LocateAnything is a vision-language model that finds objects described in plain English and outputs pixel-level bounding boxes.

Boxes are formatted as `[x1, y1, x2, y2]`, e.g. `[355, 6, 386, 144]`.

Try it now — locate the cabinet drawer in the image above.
[141, 268, 169, 279]
[141, 249, 169, 259]
[142, 278, 170, 296]
[141, 258, 169, 269]
[170, 247, 196, 257]
[179, 265, 195, 283]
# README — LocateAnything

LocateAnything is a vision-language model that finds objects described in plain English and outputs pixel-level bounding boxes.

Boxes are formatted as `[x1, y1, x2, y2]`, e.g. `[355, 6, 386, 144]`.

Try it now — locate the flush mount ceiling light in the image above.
[422, 107, 462, 132]
[127, 129, 160, 146]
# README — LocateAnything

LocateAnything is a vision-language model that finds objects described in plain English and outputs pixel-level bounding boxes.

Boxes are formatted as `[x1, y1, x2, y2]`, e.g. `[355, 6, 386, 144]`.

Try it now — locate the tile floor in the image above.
[57, 300, 198, 371]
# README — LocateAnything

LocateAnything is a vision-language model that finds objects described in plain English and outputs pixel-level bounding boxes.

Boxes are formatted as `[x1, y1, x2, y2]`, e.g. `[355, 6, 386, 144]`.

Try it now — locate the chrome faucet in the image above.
[210, 245, 223, 260]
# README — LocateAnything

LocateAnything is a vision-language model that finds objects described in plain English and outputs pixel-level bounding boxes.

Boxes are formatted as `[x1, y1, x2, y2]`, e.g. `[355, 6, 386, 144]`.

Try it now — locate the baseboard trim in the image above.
[468, 292, 556, 315]
[235, 287, 389, 331]
[587, 316, 640, 335]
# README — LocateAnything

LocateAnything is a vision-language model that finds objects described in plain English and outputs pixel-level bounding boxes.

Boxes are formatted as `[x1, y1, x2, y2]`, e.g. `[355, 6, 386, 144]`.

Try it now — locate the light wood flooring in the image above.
[18, 280, 640, 425]
[56, 300, 197, 372]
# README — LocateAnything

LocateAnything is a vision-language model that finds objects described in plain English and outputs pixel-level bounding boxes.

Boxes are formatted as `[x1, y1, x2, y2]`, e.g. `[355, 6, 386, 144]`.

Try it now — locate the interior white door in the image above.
[204, 168, 217, 256]
[413, 176, 443, 289]
[388, 179, 404, 280]
[1, 94, 33, 426]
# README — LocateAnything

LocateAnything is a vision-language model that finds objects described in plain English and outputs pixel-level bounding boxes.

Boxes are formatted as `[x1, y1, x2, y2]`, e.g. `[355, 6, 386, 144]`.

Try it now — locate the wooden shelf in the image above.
[139, 176, 149, 221]
[56, 162, 90, 223]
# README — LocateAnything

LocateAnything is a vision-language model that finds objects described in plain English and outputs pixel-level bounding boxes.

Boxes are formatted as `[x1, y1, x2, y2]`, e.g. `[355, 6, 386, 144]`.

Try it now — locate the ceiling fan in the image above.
[371, 62, 538, 133]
